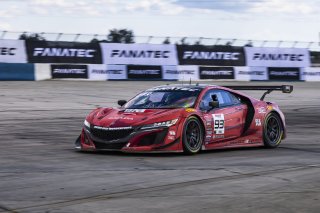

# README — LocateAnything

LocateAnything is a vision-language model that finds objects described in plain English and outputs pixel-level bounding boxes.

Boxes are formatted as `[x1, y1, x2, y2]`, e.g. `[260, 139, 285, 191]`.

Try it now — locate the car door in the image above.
[200, 89, 247, 144]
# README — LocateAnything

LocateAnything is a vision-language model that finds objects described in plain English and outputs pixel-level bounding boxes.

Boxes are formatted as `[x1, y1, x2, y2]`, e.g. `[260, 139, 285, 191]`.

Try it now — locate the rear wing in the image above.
[224, 85, 293, 101]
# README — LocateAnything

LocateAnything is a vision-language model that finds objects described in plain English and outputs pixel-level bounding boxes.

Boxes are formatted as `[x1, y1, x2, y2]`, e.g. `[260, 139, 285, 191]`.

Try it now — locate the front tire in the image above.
[182, 116, 204, 154]
[263, 113, 284, 148]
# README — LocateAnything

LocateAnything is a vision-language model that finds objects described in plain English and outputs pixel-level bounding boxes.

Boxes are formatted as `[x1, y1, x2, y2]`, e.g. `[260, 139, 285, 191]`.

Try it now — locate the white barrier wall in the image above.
[35, 64, 51, 80]
[0, 39, 319, 81]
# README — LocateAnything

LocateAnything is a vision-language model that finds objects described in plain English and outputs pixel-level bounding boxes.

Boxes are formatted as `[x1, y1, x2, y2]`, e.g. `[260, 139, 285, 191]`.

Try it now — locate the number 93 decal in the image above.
[213, 114, 225, 135]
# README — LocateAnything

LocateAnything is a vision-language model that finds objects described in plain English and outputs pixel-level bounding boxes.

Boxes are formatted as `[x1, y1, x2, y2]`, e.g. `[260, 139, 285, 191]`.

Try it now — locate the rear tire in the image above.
[182, 116, 204, 154]
[263, 113, 283, 148]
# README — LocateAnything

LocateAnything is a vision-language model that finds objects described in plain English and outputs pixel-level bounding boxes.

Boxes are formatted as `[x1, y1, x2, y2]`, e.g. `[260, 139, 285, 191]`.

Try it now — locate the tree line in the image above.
[19, 29, 135, 43]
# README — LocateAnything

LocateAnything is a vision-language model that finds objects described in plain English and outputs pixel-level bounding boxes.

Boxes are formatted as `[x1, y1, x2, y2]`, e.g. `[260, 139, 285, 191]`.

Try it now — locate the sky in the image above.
[0, 0, 319, 45]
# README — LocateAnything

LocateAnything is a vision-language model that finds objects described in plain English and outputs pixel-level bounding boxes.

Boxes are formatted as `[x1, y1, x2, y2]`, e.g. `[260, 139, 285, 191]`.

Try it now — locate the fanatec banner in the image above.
[268, 67, 300, 81]
[199, 67, 235, 80]
[100, 43, 178, 65]
[26, 41, 102, 64]
[235, 67, 268, 81]
[0, 40, 27, 63]
[162, 65, 199, 80]
[301, 67, 320, 81]
[89, 64, 126, 80]
[127, 65, 162, 79]
[51, 64, 88, 79]
[245, 47, 310, 67]
[177, 45, 246, 66]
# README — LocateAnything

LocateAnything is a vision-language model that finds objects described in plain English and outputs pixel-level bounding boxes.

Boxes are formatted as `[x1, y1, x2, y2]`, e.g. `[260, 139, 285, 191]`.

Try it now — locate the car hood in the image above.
[87, 108, 184, 128]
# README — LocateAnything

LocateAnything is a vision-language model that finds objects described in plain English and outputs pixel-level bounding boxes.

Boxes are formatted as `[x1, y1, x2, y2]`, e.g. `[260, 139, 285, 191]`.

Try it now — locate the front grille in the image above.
[90, 128, 133, 141]
[93, 141, 127, 150]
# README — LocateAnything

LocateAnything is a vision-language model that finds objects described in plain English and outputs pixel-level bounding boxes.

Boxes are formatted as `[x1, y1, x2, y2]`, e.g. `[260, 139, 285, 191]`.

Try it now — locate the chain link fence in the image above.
[1, 30, 319, 51]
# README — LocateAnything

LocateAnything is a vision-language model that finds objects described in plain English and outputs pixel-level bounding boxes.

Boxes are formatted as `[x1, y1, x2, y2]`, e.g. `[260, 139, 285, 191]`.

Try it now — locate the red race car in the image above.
[75, 84, 293, 154]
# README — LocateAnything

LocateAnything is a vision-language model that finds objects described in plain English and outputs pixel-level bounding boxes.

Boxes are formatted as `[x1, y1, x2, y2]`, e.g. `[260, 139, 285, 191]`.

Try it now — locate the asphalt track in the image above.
[0, 81, 319, 213]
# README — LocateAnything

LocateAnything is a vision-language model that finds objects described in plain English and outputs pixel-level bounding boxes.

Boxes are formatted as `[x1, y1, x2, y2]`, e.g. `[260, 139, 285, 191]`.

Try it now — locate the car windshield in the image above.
[124, 89, 201, 109]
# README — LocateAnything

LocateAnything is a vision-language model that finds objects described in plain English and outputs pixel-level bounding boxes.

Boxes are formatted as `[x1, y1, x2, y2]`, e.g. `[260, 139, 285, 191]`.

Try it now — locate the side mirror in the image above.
[118, 100, 127, 107]
[209, 101, 219, 108]
[282, 85, 293, 93]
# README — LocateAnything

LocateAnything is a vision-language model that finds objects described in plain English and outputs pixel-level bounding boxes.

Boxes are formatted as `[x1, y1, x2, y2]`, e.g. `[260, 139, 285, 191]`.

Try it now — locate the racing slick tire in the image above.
[182, 116, 204, 154]
[263, 113, 284, 148]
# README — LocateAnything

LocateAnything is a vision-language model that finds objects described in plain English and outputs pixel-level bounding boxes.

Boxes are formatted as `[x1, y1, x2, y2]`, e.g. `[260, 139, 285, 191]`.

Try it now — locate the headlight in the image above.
[84, 120, 90, 128]
[141, 119, 178, 130]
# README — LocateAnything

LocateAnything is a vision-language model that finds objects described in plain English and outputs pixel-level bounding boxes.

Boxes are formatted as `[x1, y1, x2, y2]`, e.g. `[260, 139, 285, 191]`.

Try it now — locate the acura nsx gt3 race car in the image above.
[75, 84, 293, 154]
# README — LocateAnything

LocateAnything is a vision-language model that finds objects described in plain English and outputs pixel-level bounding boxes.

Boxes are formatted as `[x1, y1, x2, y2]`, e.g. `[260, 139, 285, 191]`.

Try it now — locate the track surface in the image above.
[0, 81, 319, 213]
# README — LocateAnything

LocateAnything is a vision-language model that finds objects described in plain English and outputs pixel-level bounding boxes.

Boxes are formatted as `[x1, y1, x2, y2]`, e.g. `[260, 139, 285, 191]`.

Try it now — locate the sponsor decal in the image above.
[213, 135, 224, 139]
[177, 45, 245, 66]
[229, 139, 257, 145]
[268, 67, 300, 80]
[213, 114, 225, 134]
[204, 115, 211, 121]
[169, 131, 176, 136]
[245, 47, 310, 67]
[124, 109, 146, 113]
[93, 126, 132, 130]
[100, 43, 178, 65]
[258, 107, 266, 114]
[168, 136, 175, 140]
[107, 117, 134, 120]
[26, 41, 102, 63]
[185, 108, 196, 112]
[199, 67, 235, 80]
[0, 40, 27, 63]
[51, 64, 88, 79]
[149, 86, 201, 92]
[255, 119, 262, 126]
[127, 65, 162, 79]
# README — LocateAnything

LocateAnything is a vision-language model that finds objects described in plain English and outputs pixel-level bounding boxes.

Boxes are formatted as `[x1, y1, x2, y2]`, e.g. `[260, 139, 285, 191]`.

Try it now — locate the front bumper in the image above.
[76, 124, 182, 152]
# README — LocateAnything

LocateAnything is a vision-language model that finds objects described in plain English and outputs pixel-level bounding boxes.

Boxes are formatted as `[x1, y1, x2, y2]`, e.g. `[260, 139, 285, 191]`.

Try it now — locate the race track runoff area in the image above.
[0, 81, 319, 213]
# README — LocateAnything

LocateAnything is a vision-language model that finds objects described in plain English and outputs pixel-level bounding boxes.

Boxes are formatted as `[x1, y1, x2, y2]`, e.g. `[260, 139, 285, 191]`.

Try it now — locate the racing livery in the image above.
[75, 84, 293, 154]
